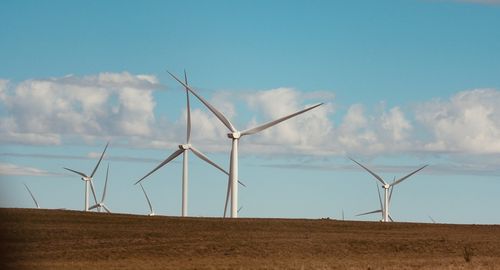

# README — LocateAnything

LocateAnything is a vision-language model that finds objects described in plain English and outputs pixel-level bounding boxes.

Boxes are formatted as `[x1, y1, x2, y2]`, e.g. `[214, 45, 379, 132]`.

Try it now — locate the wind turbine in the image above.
[356, 180, 394, 221]
[167, 70, 323, 218]
[139, 183, 155, 216]
[349, 157, 427, 222]
[89, 164, 111, 213]
[24, 183, 40, 209]
[64, 142, 109, 211]
[135, 71, 243, 217]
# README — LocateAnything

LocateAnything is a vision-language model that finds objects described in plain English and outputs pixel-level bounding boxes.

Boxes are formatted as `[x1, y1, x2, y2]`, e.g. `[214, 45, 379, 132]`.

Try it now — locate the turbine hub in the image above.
[383, 184, 390, 189]
[228, 132, 241, 139]
[82, 177, 92, 182]
[179, 144, 191, 150]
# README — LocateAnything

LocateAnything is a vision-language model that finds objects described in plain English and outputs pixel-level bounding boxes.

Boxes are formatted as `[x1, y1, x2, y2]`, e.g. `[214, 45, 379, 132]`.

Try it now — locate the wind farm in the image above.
[1, 1, 500, 269]
[2, 70, 499, 269]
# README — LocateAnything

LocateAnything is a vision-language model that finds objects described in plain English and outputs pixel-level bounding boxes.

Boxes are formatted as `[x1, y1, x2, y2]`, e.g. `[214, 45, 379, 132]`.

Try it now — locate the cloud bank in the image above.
[1, 73, 500, 160]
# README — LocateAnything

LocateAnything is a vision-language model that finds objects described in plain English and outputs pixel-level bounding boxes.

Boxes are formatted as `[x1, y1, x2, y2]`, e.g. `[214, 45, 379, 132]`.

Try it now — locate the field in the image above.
[1, 208, 499, 269]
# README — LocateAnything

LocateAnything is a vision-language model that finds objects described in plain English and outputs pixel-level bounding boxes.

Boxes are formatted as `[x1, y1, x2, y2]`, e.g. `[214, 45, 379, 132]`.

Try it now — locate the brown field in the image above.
[1, 208, 499, 269]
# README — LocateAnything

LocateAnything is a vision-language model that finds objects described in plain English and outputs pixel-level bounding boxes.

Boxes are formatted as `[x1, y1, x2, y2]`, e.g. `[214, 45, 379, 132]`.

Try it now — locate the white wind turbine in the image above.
[139, 183, 155, 216]
[24, 183, 40, 209]
[135, 71, 244, 217]
[356, 179, 394, 221]
[167, 70, 323, 218]
[349, 157, 427, 222]
[64, 142, 109, 212]
[89, 164, 111, 213]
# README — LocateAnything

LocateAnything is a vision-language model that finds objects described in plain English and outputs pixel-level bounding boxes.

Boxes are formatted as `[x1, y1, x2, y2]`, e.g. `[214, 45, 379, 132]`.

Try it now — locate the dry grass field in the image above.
[1, 208, 500, 269]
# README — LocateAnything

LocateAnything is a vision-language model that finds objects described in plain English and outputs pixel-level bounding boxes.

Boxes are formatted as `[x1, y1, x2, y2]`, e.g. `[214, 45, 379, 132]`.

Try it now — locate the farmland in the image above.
[1, 208, 499, 269]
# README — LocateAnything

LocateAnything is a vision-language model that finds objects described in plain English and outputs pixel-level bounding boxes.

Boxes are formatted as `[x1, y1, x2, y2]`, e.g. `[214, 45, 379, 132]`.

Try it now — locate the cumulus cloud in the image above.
[416, 89, 500, 153]
[0, 72, 161, 145]
[335, 104, 414, 155]
[2, 72, 500, 160]
[241, 88, 334, 155]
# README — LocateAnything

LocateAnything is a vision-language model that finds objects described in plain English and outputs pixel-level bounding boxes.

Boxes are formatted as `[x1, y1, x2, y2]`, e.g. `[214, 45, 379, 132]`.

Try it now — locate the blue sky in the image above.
[1, 0, 500, 224]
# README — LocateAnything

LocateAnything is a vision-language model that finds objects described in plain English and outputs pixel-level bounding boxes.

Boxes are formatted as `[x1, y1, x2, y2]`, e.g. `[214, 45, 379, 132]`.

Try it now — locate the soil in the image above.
[1, 208, 499, 269]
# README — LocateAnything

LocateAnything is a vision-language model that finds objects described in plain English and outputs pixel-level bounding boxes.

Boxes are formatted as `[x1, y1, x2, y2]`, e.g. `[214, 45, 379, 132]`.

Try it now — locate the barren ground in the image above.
[1, 208, 499, 269]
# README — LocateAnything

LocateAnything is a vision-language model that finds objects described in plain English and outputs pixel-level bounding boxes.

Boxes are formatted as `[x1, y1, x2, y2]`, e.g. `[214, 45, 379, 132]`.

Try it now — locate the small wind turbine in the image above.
[139, 183, 155, 216]
[24, 183, 40, 209]
[135, 71, 242, 217]
[64, 142, 109, 211]
[350, 157, 427, 222]
[428, 215, 436, 223]
[357, 180, 395, 221]
[168, 70, 323, 218]
[89, 164, 111, 213]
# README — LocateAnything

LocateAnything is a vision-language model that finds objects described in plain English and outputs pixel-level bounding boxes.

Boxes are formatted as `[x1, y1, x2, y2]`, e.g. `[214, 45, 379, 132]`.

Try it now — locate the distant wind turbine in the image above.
[135, 71, 244, 217]
[89, 164, 111, 213]
[168, 70, 323, 218]
[357, 179, 395, 221]
[350, 157, 427, 222]
[428, 215, 436, 224]
[139, 183, 155, 216]
[64, 142, 109, 211]
[24, 183, 40, 209]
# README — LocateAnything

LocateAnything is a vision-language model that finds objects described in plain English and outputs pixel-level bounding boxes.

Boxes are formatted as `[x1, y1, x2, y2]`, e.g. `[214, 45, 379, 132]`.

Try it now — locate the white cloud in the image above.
[0, 72, 160, 145]
[335, 104, 414, 155]
[2, 72, 500, 161]
[416, 89, 500, 153]
[241, 88, 334, 155]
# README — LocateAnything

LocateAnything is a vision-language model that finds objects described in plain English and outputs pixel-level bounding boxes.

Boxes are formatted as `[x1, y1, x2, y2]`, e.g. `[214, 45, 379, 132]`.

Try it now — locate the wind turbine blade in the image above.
[376, 182, 383, 210]
[63, 167, 88, 178]
[134, 149, 184, 185]
[389, 186, 394, 203]
[348, 157, 387, 186]
[391, 165, 428, 187]
[88, 204, 98, 210]
[89, 180, 99, 205]
[140, 183, 154, 213]
[428, 215, 436, 223]
[103, 205, 111, 213]
[101, 164, 109, 202]
[24, 183, 40, 209]
[90, 142, 109, 178]
[240, 103, 323, 136]
[184, 69, 192, 144]
[190, 146, 246, 187]
[223, 144, 234, 218]
[167, 70, 237, 132]
[388, 214, 395, 222]
[190, 146, 228, 174]
[237, 206, 243, 213]
[356, 209, 382, 216]
[223, 179, 231, 218]
[389, 176, 395, 202]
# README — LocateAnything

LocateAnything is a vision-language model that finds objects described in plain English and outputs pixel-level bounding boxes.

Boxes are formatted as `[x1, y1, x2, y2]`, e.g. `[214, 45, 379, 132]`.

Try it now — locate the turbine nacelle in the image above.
[179, 144, 192, 150]
[227, 132, 241, 139]
[82, 176, 92, 182]
[382, 184, 390, 189]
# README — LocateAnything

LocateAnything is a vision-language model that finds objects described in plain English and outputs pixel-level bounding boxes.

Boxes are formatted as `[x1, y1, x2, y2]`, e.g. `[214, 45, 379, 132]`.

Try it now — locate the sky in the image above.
[1, 0, 499, 224]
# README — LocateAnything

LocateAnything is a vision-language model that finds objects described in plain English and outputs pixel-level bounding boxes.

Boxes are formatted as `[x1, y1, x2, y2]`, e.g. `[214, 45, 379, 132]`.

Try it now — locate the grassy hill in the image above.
[1, 208, 499, 269]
